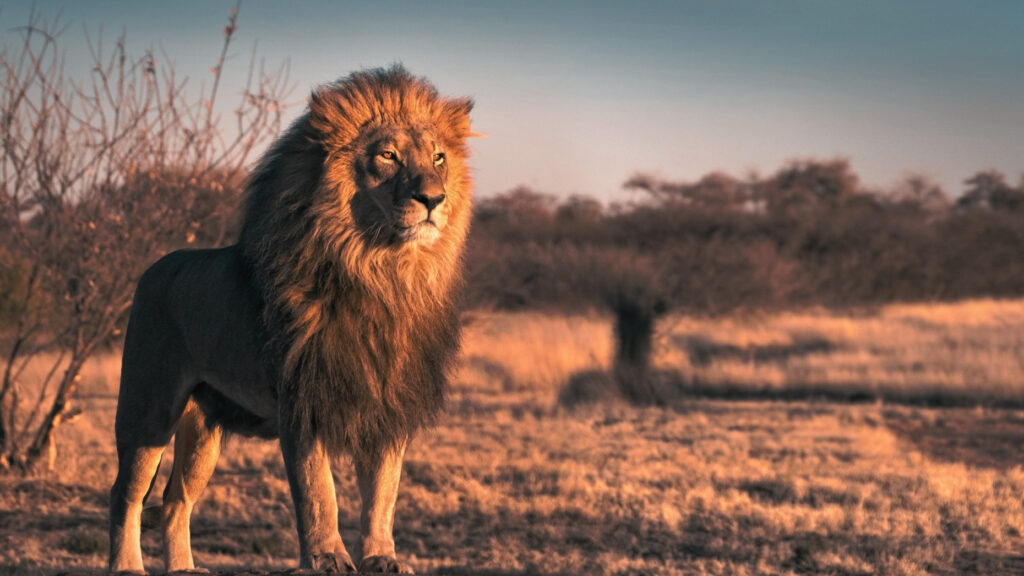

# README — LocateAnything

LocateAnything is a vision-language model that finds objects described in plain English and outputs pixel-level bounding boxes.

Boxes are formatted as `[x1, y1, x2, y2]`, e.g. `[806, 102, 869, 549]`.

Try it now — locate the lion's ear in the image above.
[439, 97, 475, 143]
[308, 85, 360, 146]
[308, 86, 336, 134]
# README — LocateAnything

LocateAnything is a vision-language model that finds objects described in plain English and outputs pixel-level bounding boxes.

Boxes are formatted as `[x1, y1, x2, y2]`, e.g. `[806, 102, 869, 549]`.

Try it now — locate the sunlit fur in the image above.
[239, 65, 474, 462]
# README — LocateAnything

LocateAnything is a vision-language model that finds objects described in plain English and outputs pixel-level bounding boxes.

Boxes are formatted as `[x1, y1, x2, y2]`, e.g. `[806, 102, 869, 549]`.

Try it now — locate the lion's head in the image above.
[241, 65, 475, 303]
[309, 66, 474, 253]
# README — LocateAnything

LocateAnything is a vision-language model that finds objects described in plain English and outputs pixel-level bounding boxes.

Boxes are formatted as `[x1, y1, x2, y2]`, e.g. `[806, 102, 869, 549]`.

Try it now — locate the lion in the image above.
[108, 65, 475, 574]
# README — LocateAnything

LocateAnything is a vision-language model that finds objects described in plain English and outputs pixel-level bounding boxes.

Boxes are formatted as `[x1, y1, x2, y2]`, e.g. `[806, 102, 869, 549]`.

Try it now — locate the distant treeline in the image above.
[464, 159, 1024, 314]
[2, 159, 1022, 327]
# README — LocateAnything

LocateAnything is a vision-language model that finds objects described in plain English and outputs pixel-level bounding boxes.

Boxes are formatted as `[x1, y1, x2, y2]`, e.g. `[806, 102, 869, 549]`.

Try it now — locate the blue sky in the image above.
[2, 0, 1022, 200]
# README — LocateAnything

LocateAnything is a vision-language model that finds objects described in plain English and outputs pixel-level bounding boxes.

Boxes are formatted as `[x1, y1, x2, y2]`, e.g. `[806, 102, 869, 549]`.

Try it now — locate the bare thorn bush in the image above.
[0, 3, 289, 471]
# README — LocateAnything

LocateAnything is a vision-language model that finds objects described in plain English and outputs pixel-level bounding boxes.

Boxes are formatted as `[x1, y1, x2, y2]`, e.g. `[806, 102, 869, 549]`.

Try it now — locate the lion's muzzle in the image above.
[397, 183, 448, 244]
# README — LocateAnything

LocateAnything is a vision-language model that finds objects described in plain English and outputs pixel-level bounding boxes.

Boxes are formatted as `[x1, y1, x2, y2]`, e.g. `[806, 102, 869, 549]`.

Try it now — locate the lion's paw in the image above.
[308, 551, 357, 573]
[358, 555, 414, 574]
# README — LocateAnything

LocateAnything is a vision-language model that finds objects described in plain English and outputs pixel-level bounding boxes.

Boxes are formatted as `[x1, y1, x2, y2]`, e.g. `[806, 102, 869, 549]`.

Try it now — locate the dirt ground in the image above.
[3, 401, 1024, 575]
[3, 305, 1024, 575]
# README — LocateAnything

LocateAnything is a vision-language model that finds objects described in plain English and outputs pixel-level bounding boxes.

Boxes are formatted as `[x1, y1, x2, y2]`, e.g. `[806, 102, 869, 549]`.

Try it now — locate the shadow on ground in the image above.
[674, 334, 835, 367]
[884, 408, 1024, 471]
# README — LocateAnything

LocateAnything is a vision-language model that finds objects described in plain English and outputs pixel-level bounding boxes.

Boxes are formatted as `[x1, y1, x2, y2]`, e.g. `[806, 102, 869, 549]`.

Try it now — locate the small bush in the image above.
[559, 370, 619, 408]
[246, 531, 296, 557]
[58, 529, 108, 555]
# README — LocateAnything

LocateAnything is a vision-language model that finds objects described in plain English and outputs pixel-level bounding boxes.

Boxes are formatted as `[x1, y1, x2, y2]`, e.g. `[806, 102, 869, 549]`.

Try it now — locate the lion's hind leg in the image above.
[162, 397, 223, 573]
[109, 442, 167, 573]
[110, 304, 193, 574]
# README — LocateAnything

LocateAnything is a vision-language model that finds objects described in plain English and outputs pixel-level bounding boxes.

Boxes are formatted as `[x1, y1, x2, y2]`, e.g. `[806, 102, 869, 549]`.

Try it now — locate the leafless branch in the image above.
[0, 3, 291, 471]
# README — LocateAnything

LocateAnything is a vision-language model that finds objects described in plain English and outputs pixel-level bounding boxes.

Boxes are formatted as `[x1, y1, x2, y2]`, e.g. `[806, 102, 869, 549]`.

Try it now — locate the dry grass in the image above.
[655, 298, 1024, 406]
[3, 299, 1024, 575]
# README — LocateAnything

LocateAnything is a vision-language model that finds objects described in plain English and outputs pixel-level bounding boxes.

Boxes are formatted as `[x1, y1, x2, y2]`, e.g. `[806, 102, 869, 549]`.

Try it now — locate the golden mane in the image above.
[238, 65, 474, 460]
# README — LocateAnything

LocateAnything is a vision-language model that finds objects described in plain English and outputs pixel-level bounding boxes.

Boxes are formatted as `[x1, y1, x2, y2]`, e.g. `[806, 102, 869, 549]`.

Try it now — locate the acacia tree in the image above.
[0, 4, 289, 471]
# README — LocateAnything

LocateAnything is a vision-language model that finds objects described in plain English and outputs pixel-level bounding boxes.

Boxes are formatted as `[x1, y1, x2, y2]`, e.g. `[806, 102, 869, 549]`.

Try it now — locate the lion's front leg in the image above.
[279, 418, 356, 572]
[356, 439, 414, 574]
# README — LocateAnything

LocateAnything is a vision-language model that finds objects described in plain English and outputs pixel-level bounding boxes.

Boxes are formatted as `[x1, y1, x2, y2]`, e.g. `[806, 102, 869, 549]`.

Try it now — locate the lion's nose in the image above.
[411, 192, 446, 212]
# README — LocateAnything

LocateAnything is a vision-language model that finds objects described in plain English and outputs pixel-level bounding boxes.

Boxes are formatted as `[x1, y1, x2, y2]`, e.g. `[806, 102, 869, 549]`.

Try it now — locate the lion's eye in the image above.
[433, 152, 445, 166]
[379, 151, 397, 161]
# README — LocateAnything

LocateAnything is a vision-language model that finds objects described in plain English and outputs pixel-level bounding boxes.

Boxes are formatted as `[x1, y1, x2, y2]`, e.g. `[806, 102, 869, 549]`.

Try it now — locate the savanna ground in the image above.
[2, 299, 1024, 575]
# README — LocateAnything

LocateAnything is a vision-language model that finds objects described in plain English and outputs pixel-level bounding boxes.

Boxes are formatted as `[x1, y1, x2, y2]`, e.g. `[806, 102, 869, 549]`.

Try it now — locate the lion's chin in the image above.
[397, 222, 441, 245]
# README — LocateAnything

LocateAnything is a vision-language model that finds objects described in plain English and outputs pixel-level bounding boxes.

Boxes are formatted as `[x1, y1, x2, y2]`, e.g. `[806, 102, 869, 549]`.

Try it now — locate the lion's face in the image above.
[348, 124, 459, 247]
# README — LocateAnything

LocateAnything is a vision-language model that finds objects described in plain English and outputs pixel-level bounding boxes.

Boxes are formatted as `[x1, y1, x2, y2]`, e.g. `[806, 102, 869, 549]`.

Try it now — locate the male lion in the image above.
[109, 66, 475, 574]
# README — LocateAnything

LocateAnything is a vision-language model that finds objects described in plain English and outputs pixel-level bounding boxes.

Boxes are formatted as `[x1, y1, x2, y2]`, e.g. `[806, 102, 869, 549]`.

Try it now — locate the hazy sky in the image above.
[2, 1, 1022, 200]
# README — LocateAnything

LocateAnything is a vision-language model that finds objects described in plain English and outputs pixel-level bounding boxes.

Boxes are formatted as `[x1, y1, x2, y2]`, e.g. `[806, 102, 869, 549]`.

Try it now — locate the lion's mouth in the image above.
[397, 220, 440, 244]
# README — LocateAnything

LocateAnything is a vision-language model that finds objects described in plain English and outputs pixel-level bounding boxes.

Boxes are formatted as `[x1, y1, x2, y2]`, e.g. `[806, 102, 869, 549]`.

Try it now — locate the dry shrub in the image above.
[0, 4, 288, 471]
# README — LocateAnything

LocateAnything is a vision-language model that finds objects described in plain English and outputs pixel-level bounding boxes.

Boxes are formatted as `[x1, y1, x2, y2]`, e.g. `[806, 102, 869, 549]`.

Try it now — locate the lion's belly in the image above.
[195, 362, 277, 425]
